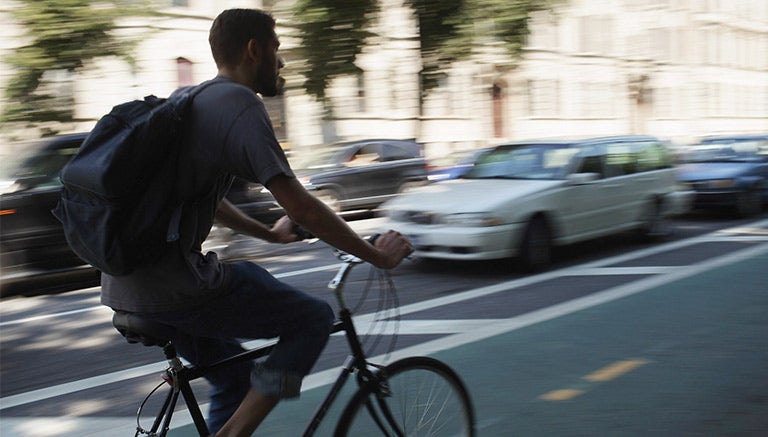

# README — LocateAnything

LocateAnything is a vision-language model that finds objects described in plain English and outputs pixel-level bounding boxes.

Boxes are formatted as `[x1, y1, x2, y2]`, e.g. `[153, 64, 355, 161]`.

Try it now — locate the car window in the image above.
[636, 142, 672, 170]
[684, 139, 768, 163]
[2, 139, 80, 191]
[383, 144, 418, 161]
[346, 144, 381, 166]
[577, 155, 604, 178]
[605, 142, 636, 177]
[465, 143, 578, 180]
[573, 143, 606, 178]
[291, 147, 343, 170]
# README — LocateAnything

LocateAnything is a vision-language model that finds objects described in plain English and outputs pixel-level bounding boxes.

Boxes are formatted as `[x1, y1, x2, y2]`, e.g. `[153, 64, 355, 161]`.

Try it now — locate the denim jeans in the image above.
[139, 261, 335, 433]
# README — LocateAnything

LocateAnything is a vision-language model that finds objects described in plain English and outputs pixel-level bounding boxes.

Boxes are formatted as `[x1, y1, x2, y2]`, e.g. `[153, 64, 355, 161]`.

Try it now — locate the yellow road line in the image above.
[583, 360, 648, 382]
[539, 389, 585, 401]
[539, 359, 649, 402]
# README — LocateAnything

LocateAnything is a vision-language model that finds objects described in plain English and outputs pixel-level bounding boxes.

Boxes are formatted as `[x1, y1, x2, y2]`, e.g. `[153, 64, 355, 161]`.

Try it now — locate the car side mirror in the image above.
[567, 172, 599, 185]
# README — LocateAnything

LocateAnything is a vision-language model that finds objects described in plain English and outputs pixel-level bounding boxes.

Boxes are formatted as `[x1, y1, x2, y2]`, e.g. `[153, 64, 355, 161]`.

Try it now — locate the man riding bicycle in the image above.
[101, 8, 412, 437]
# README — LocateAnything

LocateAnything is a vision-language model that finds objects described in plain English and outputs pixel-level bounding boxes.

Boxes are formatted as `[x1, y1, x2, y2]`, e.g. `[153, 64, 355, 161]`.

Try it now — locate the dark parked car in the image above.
[0, 133, 283, 295]
[225, 177, 286, 225]
[290, 139, 429, 212]
[0, 133, 290, 288]
[1, 133, 91, 294]
[676, 134, 768, 217]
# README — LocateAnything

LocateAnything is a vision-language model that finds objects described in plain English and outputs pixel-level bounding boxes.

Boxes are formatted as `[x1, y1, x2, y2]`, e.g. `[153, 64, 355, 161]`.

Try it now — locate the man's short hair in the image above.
[209, 9, 276, 69]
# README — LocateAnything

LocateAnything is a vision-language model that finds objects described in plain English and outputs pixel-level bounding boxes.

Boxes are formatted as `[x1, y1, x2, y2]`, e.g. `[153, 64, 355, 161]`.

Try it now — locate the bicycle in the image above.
[112, 243, 476, 436]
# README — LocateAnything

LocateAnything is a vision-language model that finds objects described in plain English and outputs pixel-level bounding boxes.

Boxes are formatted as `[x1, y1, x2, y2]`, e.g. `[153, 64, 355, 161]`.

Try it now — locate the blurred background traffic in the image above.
[1, 0, 767, 295]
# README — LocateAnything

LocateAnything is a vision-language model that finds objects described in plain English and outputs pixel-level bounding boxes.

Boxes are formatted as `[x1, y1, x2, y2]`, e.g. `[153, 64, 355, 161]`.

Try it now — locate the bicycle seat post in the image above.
[163, 343, 184, 374]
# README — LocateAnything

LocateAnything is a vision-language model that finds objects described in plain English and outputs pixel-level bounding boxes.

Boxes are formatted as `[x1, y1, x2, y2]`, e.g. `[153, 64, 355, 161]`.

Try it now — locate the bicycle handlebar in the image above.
[292, 224, 380, 263]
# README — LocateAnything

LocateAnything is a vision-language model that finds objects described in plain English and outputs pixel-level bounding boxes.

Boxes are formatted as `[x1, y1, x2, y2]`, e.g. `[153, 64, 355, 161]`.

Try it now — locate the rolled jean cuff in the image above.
[251, 364, 302, 399]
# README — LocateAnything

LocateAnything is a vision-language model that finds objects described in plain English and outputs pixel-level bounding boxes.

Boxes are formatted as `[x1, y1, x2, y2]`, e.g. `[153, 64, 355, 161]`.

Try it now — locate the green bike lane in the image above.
[170, 241, 768, 436]
[455, 246, 768, 436]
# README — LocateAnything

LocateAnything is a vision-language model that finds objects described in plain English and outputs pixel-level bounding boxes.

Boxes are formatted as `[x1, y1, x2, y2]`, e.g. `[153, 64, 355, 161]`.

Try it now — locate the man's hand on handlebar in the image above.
[270, 216, 304, 244]
[276, 216, 412, 269]
[371, 230, 413, 270]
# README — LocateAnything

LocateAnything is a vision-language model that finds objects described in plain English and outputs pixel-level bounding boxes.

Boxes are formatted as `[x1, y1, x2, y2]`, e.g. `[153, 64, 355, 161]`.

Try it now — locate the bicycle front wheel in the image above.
[335, 356, 475, 436]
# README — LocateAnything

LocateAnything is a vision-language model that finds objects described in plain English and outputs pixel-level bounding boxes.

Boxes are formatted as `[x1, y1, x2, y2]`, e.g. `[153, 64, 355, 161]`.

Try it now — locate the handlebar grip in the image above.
[292, 225, 314, 241]
[367, 233, 381, 245]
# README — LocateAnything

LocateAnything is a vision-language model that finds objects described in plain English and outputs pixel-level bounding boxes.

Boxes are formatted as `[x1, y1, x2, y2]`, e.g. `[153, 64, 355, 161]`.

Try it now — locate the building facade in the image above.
[1, 0, 766, 158]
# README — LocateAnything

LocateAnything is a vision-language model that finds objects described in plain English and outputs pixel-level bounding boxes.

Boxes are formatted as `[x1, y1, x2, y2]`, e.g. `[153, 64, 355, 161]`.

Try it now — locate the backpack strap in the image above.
[166, 206, 183, 242]
[164, 79, 223, 243]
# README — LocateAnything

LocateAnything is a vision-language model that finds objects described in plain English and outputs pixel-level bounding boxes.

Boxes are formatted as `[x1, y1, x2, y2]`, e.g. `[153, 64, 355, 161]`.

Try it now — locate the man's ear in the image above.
[247, 39, 261, 62]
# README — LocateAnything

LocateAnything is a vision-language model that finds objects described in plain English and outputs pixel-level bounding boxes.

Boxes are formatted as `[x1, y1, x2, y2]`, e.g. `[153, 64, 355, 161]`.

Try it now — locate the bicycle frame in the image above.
[143, 255, 400, 437]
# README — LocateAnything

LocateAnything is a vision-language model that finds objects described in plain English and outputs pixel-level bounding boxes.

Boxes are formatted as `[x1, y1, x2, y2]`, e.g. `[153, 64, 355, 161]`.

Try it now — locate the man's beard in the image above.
[259, 75, 284, 97]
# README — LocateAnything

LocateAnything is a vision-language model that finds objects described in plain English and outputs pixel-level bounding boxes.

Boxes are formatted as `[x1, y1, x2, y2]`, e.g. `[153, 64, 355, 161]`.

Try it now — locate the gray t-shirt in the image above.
[101, 76, 294, 312]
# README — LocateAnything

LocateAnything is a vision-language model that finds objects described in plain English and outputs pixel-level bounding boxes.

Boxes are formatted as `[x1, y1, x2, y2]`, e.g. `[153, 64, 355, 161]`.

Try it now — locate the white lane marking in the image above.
[0, 306, 104, 328]
[1, 219, 766, 413]
[567, 266, 681, 275]
[0, 361, 170, 410]
[0, 417, 138, 437]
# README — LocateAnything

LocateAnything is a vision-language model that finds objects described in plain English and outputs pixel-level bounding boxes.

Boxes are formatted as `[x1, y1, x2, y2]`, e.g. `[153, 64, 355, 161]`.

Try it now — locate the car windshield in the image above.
[684, 140, 768, 163]
[464, 143, 578, 180]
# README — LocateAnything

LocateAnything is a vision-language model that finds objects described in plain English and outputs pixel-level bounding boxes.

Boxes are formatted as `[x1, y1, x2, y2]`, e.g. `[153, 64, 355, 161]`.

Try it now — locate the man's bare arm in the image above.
[215, 197, 296, 244]
[266, 174, 412, 269]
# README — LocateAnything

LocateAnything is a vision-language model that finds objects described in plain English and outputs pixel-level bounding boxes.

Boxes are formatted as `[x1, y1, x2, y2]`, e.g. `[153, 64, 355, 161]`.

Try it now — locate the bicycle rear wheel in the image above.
[335, 356, 475, 436]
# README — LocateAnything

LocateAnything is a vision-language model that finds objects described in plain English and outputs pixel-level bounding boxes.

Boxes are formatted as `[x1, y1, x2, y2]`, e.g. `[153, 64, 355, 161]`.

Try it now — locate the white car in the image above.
[381, 136, 693, 271]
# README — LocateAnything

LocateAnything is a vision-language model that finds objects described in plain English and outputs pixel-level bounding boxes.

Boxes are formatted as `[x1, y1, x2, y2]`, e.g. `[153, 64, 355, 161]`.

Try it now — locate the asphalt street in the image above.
[167, 220, 768, 436]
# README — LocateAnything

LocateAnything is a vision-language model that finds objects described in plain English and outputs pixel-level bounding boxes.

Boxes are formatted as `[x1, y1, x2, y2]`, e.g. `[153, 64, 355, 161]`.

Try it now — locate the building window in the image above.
[578, 82, 616, 118]
[527, 79, 559, 117]
[652, 27, 671, 62]
[528, 10, 558, 49]
[578, 15, 614, 54]
[654, 87, 674, 118]
[356, 74, 366, 113]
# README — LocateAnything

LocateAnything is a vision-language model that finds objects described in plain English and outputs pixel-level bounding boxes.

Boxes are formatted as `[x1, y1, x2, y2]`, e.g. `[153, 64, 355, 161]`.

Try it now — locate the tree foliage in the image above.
[2, 0, 154, 128]
[292, 0, 560, 105]
[292, 0, 379, 103]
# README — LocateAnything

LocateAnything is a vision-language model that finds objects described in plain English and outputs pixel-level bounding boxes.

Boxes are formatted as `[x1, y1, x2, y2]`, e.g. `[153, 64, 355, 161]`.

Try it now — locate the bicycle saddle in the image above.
[112, 311, 176, 347]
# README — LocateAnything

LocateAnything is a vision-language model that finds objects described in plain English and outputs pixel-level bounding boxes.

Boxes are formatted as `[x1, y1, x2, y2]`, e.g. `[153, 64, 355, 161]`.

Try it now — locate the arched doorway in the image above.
[176, 57, 193, 86]
[492, 83, 504, 138]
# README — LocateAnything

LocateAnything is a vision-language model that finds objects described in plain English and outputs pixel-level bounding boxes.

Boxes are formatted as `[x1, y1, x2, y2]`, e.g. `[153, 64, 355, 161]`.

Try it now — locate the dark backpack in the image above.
[53, 82, 213, 276]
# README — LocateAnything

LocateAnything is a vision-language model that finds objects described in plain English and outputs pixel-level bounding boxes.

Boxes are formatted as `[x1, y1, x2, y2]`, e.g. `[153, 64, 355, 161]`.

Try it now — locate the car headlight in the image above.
[440, 213, 504, 227]
[707, 179, 736, 188]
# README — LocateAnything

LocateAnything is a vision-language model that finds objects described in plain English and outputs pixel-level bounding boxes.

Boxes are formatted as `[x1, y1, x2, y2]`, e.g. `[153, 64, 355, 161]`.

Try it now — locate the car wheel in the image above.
[735, 189, 761, 217]
[517, 216, 551, 273]
[636, 197, 671, 241]
[316, 189, 341, 213]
